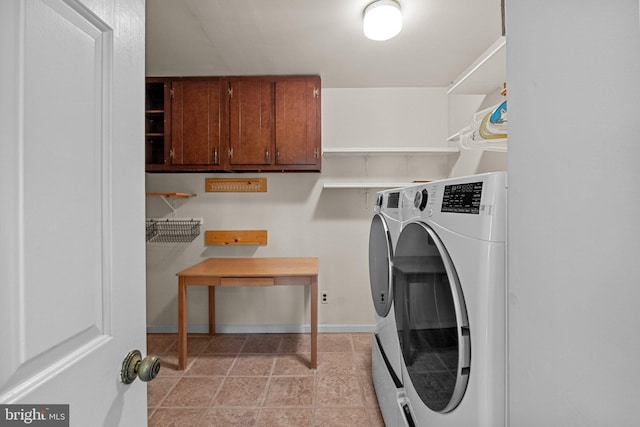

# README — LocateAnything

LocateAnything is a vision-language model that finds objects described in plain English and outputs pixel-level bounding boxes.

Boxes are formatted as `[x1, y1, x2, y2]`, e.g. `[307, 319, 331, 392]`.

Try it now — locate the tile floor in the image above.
[147, 332, 384, 426]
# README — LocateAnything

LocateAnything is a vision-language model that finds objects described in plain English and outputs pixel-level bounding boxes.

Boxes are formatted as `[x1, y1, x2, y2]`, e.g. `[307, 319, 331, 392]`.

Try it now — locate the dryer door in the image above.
[369, 213, 393, 317]
[393, 221, 470, 413]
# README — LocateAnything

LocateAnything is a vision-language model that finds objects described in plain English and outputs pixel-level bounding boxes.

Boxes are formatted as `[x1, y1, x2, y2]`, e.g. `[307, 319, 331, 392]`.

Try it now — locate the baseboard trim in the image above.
[146, 323, 376, 334]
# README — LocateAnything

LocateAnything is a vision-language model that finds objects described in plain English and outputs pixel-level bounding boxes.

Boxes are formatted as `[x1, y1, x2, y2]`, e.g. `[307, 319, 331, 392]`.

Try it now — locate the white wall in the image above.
[507, 1, 640, 425]
[145, 88, 454, 333]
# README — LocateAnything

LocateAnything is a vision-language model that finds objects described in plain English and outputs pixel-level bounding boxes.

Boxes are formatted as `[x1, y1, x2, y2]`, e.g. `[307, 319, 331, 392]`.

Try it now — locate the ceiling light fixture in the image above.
[363, 0, 403, 41]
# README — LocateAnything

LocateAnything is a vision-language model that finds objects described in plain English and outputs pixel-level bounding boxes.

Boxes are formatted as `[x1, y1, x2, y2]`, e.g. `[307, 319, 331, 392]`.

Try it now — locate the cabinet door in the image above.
[228, 78, 273, 166]
[171, 78, 223, 167]
[275, 77, 321, 169]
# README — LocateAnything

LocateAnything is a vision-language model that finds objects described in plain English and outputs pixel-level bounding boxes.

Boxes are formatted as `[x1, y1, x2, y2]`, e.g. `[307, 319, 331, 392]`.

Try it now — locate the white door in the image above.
[0, 0, 148, 425]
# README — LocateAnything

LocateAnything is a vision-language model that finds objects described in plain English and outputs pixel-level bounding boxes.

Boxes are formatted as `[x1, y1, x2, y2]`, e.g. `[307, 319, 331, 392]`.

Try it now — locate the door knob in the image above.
[121, 350, 161, 384]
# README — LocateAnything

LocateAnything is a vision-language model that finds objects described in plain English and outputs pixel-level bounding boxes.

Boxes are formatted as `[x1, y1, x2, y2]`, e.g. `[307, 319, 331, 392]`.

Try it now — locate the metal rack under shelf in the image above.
[145, 192, 201, 243]
[145, 218, 202, 243]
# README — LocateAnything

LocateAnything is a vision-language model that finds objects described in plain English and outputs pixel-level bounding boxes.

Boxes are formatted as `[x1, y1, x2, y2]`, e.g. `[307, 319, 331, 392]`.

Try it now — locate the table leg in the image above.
[178, 277, 187, 370]
[208, 286, 216, 336]
[310, 275, 318, 369]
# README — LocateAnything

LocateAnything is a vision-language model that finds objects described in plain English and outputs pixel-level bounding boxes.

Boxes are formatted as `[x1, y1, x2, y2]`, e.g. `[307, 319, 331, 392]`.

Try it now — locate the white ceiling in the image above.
[145, 0, 503, 88]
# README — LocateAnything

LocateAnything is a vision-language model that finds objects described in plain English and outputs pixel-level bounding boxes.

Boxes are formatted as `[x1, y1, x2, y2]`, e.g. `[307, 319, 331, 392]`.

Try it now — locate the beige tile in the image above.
[241, 334, 283, 353]
[162, 377, 223, 407]
[353, 351, 372, 374]
[264, 376, 314, 407]
[358, 373, 379, 407]
[155, 352, 193, 375]
[314, 406, 370, 427]
[316, 374, 363, 407]
[202, 334, 248, 354]
[318, 352, 356, 375]
[186, 354, 235, 376]
[186, 335, 215, 355]
[365, 405, 386, 427]
[351, 333, 373, 353]
[147, 376, 180, 408]
[147, 334, 178, 355]
[229, 354, 276, 376]
[212, 377, 270, 407]
[256, 408, 313, 427]
[146, 332, 383, 425]
[279, 333, 310, 353]
[200, 408, 259, 427]
[272, 354, 314, 376]
[148, 408, 205, 427]
[318, 333, 353, 352]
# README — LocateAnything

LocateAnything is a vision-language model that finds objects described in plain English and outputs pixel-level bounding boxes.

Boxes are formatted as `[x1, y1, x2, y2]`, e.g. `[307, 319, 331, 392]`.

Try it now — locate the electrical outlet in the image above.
[321, 291, 328, 304]
[379, 291, 386, 305]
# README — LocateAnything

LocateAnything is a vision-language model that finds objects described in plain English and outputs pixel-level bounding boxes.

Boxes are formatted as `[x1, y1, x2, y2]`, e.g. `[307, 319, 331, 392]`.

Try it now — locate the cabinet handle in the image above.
[265, 148, 269, 163]
[228, 148, 233, 159]
[276, 150, 280, 163]
[213, 147, 218, 164]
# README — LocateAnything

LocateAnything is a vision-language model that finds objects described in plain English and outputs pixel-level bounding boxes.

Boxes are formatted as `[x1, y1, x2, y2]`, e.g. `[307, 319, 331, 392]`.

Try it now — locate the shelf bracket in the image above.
[159, 195, 177, 217]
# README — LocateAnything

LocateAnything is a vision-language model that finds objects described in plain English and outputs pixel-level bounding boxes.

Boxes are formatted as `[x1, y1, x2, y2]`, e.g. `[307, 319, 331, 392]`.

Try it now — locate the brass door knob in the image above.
[121, 350, 161, 384]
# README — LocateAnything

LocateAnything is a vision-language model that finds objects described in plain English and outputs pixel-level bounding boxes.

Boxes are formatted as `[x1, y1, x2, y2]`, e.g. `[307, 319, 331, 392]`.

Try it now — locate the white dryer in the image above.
[369, 188, 415, 427]
[394, 172, 507, 427]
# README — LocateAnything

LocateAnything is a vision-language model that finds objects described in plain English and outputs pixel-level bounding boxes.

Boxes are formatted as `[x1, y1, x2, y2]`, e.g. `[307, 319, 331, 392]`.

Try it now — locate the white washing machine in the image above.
[369, 188, 416, 427]
[394, 172, 507, 427]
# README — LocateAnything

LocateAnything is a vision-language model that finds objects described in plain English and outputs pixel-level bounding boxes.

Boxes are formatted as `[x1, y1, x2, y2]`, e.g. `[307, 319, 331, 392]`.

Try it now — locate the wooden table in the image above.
[175, 257, 319, 370]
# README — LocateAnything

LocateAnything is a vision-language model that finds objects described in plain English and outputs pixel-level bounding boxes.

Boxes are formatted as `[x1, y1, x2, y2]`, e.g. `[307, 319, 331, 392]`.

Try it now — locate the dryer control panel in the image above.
[441, 181, 483, 214]
[400, 172, 507, 242]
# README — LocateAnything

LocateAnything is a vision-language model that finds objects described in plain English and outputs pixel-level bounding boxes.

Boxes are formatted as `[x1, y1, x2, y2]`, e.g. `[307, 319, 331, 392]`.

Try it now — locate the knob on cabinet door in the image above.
[120, 350, 161, 384]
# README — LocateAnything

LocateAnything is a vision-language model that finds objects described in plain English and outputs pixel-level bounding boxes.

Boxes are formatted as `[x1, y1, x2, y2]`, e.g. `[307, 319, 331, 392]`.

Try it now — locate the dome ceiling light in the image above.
[363, 0, 403, 41]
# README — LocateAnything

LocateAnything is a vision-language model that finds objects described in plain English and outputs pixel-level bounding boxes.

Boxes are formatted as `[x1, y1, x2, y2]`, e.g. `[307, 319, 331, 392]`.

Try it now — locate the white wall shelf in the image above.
[322, 181, 422, 189]
[447, 36, 506, 96]
[323, 147, 459, 157]
[322, 147, 457, 189]
[446, 36, 508, 157]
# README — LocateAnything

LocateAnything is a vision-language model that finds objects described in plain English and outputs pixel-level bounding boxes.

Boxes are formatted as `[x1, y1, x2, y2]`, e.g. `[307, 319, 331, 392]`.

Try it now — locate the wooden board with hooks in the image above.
[205, 178, 267, 193]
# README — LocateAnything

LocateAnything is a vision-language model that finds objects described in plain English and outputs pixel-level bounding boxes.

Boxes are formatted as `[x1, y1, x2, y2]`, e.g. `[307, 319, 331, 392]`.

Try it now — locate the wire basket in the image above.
[146, 218, 202, 243]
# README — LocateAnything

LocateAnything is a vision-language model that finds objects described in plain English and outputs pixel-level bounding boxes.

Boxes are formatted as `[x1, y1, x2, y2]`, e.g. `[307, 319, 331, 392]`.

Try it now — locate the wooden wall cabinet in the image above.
[227, 75, 321, 171]
[145, 75, 321, 172]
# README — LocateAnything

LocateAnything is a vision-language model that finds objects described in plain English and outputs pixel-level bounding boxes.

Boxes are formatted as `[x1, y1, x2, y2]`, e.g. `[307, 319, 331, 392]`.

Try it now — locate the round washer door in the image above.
[368, 213, 393, 317]
[393, 221, 470, 413]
